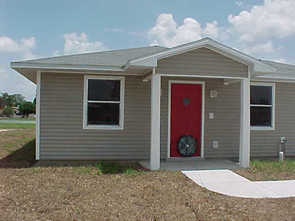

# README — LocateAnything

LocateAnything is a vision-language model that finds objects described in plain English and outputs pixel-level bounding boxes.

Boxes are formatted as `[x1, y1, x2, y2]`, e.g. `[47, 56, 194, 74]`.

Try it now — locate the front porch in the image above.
[140, 159, 240, 171]
[148, 72, 250, 170]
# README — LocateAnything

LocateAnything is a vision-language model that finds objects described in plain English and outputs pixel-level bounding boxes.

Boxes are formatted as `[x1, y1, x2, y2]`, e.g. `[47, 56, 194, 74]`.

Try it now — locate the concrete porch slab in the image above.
[139, 159, 240, 171]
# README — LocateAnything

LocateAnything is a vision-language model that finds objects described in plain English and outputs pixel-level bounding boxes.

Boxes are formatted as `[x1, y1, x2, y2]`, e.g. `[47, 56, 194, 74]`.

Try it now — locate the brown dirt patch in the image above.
[1, 168, 295, 221]
[1, 130, 295, 220]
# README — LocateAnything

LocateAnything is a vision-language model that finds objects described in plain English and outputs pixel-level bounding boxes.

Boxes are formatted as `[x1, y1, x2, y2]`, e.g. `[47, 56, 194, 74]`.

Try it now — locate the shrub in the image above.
[2, 106, 14, 117]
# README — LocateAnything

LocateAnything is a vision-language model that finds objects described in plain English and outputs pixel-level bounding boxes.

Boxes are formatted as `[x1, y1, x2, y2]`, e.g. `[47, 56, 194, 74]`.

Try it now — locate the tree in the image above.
[2, 106, 14, 117]
[19, 102, 35, 118]
[0, 93, 25, 107]
[0, 97, 4, 109]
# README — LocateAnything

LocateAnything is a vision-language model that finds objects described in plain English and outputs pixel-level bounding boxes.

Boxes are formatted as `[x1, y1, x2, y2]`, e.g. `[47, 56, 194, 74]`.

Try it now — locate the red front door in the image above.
[170, 83, 202, 157]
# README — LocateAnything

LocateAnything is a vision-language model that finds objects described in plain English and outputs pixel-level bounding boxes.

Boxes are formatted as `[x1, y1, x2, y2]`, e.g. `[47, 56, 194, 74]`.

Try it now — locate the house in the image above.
[11, 37, 295, 170]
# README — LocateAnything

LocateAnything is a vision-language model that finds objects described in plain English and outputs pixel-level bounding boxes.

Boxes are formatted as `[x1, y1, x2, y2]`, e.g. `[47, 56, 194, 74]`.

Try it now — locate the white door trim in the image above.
[167, 80, 205, 159]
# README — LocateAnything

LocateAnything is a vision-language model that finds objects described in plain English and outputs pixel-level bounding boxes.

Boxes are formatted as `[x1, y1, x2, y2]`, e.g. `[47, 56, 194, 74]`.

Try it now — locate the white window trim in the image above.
[250, 82, 275, 131]
[83, 75, 125, 130]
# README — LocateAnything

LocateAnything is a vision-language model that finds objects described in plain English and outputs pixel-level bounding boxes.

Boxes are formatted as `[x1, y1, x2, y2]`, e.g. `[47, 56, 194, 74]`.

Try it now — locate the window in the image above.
[83, 76, 125, 129]
[250, 82, 275, 130]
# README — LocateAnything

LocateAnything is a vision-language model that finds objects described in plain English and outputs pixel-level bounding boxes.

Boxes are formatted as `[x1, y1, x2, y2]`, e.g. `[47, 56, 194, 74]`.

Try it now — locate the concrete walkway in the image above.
[182, 169, 295, 198]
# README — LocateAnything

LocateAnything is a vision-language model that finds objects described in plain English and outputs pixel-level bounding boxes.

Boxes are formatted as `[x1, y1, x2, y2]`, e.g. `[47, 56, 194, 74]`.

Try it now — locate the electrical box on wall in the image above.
[212, 141, 219, 149]
[209, 112, 214, 119]
[210, 90, 218, 98]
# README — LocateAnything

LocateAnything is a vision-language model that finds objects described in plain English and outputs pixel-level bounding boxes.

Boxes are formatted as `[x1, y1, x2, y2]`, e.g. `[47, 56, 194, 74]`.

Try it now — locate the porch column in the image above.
[150, 71, 161, 170]
[239, 78, 250, 168]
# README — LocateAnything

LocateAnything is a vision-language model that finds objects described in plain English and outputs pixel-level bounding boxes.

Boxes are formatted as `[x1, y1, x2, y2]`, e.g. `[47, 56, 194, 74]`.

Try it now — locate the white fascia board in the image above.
[128, 38, 277, 74]
[254, 74, 295, 80]
[10, 62, 124, 72]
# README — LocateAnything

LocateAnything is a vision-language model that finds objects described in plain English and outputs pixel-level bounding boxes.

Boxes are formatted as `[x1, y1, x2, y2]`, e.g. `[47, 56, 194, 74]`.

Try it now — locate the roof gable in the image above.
[127, 38, 277, 74]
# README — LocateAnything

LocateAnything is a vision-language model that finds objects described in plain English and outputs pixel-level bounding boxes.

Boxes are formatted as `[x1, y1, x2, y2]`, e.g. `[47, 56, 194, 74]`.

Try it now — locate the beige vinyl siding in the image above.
[157, 48, 248, 78]
[40, 73, 151, 160]
[40, 73, 242, 160]
[251, 82, 295, 157]
[160, 77, 241, 159]
[39, 74, 295, 160]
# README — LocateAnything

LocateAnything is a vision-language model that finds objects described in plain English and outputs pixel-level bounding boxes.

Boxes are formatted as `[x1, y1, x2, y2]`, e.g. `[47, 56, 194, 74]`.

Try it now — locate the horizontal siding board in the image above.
[40, 73, 152, 160]
[160, 77, 241, 159]
[39, 71, 295, 160]
[157, 48, 248, 78]
[251, 82, 295, 157]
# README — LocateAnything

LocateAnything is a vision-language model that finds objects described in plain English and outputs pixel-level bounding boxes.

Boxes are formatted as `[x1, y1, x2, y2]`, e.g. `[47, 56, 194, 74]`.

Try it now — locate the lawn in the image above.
[235, 159, 295, 181]
[1, 117, 36, 121]
[0, 117, 36, 129]
[0, 122, 35, 129]
[1, 129, 295, 220]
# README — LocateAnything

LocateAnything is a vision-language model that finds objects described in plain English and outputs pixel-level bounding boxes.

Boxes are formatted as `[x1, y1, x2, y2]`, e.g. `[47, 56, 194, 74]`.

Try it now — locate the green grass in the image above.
[0, 123, 35, 129]
[73, 161, 143, 176]
[1, 117, 35, 121]
[236, 159, 295, 181]
[251, 159, 295, 173]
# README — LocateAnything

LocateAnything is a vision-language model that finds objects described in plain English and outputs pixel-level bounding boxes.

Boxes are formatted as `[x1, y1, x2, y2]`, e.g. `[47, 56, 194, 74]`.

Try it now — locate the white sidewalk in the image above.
[182, 169, 295, 198]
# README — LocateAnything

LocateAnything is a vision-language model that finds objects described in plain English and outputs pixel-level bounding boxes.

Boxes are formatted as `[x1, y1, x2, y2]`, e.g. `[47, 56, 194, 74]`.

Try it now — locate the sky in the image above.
[1, 0, 295, 101]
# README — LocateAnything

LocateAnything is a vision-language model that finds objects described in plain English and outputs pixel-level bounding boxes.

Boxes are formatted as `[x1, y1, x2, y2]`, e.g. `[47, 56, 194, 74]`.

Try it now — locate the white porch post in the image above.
[239, 78, 250, 168]
[150, 69, 161, 170]
[36, 70, 41, 160]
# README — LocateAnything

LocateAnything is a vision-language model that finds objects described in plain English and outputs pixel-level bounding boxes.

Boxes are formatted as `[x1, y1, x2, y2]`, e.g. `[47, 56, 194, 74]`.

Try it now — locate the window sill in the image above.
[250, 126, 275, 131]
[83, 125, 124, 130]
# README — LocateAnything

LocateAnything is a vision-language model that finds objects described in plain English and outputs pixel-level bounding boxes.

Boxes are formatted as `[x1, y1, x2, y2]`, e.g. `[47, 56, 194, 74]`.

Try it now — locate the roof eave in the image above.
[10, 62, 125, 72]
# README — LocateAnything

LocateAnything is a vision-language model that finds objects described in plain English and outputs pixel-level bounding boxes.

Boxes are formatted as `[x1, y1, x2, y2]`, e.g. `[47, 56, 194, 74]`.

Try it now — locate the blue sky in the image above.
[1, 0, 295, 100]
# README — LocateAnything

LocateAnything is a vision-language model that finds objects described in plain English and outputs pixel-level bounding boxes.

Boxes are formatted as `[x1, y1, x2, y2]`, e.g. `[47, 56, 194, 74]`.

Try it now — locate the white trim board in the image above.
[11, 62, 125, 72]
[160, 73, 247, 80]
[35, 70, 41, 160]
[83, 75, 125, 130]
[167, 80, 205, 159]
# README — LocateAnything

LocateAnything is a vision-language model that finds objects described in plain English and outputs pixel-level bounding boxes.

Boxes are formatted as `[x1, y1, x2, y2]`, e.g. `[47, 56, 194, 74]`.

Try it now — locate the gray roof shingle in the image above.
[22, 46, 168, 67]
[261, 60, 295, 75]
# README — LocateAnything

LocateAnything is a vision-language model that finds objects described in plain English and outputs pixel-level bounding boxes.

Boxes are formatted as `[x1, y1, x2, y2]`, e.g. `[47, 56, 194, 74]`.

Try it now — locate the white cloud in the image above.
[0, 36, 34, 52]
[228, 0, 295, 42]
[0, 65, 35, 101]
[203, 21, 219, 38]
[0, 36, 37, 101]
[242, 41, 275, 55]
[148, 14, 219, 47]
[63, 32, 107, 55]
[0, 36, 36, 60]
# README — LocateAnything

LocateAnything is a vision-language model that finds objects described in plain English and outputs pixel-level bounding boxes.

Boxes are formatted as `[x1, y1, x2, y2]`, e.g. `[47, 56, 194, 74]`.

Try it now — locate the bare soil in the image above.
[1, 129, 295, 221]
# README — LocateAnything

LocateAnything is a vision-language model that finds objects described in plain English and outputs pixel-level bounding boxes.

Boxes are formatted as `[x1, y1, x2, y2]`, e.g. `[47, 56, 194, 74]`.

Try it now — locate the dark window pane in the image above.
[88, 79, 120, 101]
[250, 107, 272, 127]
[88, 103, 119, 125]
[250, 85, 272, 105]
